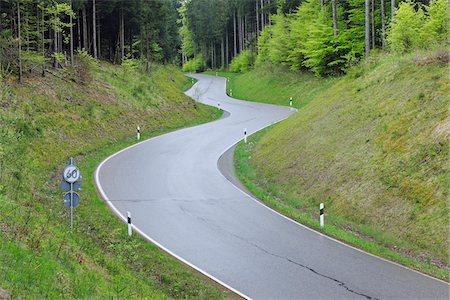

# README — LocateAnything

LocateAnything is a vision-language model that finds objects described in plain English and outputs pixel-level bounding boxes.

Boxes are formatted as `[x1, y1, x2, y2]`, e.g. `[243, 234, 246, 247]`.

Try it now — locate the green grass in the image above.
[0, 59, 228, 298]
[204, 64, 336, 108]
[233, 51, 449, 280]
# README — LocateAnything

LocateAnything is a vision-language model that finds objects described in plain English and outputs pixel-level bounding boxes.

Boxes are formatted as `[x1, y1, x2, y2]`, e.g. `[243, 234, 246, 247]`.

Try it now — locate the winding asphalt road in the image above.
[95, 74, 449, 299]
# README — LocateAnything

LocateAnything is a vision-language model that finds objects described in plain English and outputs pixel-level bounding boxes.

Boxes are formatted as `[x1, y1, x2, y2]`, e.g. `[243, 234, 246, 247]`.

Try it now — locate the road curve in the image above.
[95, 74, 449, 299]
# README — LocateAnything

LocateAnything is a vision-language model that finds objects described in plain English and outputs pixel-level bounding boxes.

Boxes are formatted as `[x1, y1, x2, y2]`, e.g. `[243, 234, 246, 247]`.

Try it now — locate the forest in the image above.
[0, 0, 180, 83]
[0, 0, 448, 81]
[180, 0, 448, 75]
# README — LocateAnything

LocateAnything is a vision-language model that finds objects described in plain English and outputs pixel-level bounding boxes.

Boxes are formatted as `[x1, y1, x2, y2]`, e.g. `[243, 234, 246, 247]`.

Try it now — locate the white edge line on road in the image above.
[94, 81, 252, 300]
[215, 110, 449, 286]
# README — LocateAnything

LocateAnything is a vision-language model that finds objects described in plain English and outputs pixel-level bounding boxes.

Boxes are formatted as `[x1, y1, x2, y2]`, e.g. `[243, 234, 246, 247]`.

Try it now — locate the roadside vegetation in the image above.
[233, 49, 449, 280]
[0, 56, 226, 298]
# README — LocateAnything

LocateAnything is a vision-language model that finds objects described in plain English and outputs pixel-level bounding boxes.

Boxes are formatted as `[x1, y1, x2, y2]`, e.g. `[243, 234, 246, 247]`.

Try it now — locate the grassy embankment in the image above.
[0, 59, 228, 298]
[204, 67, 336, 108]
[231, 51, 449, 280]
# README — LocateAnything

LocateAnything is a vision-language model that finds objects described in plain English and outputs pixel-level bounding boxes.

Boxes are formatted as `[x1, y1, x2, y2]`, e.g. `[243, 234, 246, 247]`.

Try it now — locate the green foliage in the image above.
[230, 50, 251, 73]
[287, 0, 319, 70]
[121, 55, 139, 74]
[387, 0, 425, 53]
[255, 27, 272, 66]
[422, 0, 449, 47]
[268, 13, 291, 65]
[182, 55, 203, 72]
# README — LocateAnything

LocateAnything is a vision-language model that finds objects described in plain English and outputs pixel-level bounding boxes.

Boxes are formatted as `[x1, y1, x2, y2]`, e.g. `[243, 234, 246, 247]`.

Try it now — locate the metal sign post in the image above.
[61, 157, 82, 231]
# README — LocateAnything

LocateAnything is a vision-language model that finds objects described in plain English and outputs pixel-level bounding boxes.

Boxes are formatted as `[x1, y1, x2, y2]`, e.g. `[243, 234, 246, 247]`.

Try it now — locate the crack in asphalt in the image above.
[180, 205, 377, 299]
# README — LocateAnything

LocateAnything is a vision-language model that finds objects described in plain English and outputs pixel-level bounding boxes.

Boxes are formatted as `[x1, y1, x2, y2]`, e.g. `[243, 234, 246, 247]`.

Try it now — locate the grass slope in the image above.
[205, 65, 336, 108]
[233, 51, 449, 280]
[0, 61, 228, 298]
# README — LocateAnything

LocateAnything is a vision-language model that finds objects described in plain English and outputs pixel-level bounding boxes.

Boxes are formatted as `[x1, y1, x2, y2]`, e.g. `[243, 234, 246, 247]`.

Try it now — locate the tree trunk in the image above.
[92, 0, 97, 59]
[256, 0, 259, 36]
[371, 0, 375, 48]
[261, 0, 264, 28]
[332, 0, 338, 36]
[25, 11, 29, 51]
[70, 0, 73, 64]
[233, 10, 237, 57]
[82, 6, 87, 50]
[53, 12, 58, 68]
[225, 30, 229, 67]
[221, 38, 224, 68]
[41, 6, 45, 76]
[77, 15, 81, 50]
[320, 0, 324, 7]
[97, 16, 101, 59]
[120, 7, 124, 61]
[381, 0, 386, 49]
[391, 0, 395, 21]
[365, 0, 370, 61]
[17, 0, 22, 83]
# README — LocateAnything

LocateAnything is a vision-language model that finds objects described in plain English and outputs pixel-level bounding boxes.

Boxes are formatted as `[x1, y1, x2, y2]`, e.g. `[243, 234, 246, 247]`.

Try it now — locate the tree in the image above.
[332, 0, 338, 36]
[387, 0, 424, 52]
[92, 0, 97, 59]
[17, 0, 22, 83]
[365, 0, 370, 60]
[381, 0, 386, 49]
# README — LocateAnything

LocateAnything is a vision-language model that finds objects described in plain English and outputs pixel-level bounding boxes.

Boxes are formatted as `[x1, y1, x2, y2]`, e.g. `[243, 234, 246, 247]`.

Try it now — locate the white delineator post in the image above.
[320, 203, 324, 227]
[290, 97, 293, 107]
[137, 126, 140, 141]
[218, 103, 220, 110]
[244, 128, 247, 143]
[127, 211, 132, 237]
[230, 89, 233, 97]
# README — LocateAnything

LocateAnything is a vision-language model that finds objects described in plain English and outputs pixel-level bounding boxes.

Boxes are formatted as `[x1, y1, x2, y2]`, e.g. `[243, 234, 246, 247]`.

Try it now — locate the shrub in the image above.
[229, 50, 251, 73]
[182, 55, 203, 73]
[387, 0, 425, 53]
[74, 49, 96, 84]
[422, 0, 449, 47]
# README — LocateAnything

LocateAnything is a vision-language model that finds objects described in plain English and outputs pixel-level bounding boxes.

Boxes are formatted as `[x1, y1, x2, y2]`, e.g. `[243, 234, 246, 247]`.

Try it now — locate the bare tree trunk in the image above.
[391, 0, 395, 21]
[70, 0, 73, 64]
[268, 0, 271, 25]
[320, 0, 324, 7]
[225, 30, 229, 67]
[210, 43, 213, 69]
[233, 10, 237, 57]
[97, 16, 101, 59]
[381, 0, 386, 49]
[365, 0, 370, 61]
[221, 38, 224, 68]
[332, 0, 338, 36]
[82, 6, 87, 50]
[256, 0, 259, 36]
[92, 0, 97, 59]
[120, 7, 124, 61]
[41, 6, 45, 76]
[17, 0, 22, 83]
[261, 0, 264, 29]
[53, 12, 58, 68]
[25, 11, 29, 51]
[371, 0, 375, 48]
[77, 15, 81, 50]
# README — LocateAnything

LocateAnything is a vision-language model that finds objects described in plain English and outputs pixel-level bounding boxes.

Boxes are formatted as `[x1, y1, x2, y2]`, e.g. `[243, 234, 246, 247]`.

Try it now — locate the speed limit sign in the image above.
[63, 165, 81, 183]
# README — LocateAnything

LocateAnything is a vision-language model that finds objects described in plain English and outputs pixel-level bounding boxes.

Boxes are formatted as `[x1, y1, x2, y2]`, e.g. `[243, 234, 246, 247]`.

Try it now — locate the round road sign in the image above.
[63, 165, 81, 183]
[63, 192, 80, 208]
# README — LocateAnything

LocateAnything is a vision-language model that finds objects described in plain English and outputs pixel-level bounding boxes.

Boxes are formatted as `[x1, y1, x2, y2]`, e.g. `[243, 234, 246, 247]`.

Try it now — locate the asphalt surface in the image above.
[96, 74, 449, 299]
